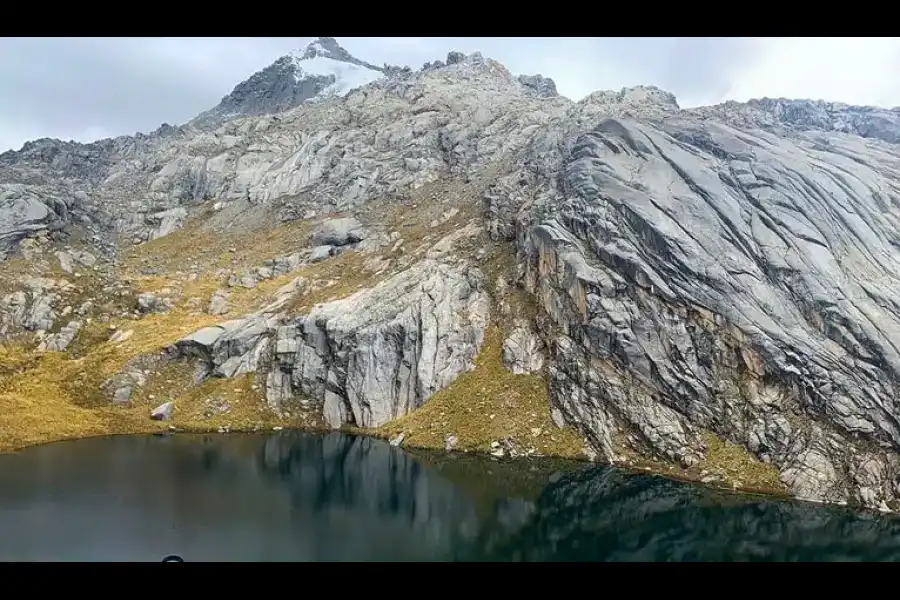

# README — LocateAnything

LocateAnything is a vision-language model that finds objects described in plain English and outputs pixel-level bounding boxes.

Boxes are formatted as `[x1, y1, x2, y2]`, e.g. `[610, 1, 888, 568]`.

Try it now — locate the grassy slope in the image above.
[0, 214, 320, 451]
[372, 326, 585, 458]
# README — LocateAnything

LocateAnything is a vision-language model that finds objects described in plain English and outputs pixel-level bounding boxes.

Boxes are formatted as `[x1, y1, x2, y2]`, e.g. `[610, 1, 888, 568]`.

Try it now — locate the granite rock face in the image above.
[176, 259, 490, 429]
[510, 113, 900, 507]
[6, 38, 900, 509]
[0, 185, 74, 258]
[502, 321, 545, 374]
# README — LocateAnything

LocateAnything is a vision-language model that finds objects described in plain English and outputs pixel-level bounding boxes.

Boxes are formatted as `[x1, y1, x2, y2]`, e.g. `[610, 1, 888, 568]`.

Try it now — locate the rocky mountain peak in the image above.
[192, 37, 386, 127]
[287, 37, 385, 75]
[294, 37, 355, 62]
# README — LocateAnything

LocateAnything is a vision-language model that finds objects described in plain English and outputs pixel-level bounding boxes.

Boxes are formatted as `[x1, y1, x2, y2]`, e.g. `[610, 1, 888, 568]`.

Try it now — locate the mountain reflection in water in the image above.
[0, 431, 899, 561]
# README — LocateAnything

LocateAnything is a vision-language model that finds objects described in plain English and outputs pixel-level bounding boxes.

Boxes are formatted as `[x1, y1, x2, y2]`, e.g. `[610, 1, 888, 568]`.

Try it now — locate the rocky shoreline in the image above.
[2, 419, 805, 508]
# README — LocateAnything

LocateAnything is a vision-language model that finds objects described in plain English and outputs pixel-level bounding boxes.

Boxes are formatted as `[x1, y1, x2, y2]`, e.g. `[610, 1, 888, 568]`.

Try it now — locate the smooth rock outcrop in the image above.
[309, 218, 366, 247]
[137, 292, 172, 314]
[37, 320, 81, 352]
[0, 187, 63, 258]
[502, 322, 545, 374]
[511, 113, 900, 506]
[150, 401, 174, 421]
[176, 259, 489, 429]
[309, 245, 333, 262]
[207, 290, 229, 315]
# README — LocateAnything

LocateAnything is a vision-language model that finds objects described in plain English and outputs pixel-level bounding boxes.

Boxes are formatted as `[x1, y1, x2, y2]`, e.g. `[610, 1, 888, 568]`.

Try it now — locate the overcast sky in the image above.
[2, 37, 900, 153]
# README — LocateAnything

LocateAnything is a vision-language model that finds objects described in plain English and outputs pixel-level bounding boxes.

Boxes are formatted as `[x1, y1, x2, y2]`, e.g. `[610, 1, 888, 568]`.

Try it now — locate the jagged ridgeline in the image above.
[4, 37, 900, 511]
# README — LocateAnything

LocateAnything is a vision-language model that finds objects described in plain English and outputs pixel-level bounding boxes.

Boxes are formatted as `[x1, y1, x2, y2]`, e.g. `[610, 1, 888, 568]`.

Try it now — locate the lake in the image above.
[1, 431, 899, 561]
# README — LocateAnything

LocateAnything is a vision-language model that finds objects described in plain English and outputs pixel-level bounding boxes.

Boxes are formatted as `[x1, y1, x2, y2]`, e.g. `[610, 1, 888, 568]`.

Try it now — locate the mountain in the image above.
[193, 37, 393, 126]
[4, 38, 900, 512]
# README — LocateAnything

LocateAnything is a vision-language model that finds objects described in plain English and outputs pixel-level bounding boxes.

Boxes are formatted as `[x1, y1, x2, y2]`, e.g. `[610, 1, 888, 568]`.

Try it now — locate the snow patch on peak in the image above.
[192, 37, 387, 125]
[290, 53, 384, 97]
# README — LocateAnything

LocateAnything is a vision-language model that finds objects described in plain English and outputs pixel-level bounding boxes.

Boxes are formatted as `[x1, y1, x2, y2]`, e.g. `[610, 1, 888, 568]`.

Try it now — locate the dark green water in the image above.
[1, 431, 899, 561]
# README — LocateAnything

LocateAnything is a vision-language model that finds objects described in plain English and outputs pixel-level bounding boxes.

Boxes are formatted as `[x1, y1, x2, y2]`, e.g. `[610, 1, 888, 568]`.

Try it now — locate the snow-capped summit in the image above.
[284, 37, 385, 98]
[193, 37, 386, 126]
[292, 37, 362, 64]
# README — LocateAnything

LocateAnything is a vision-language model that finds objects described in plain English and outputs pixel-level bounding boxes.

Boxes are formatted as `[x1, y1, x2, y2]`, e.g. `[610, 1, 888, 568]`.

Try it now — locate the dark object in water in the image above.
[162, 554, 184, 562]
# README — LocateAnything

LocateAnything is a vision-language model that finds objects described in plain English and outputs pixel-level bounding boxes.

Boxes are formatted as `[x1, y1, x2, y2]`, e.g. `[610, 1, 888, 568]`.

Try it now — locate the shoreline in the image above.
[0, 421, 806, 506]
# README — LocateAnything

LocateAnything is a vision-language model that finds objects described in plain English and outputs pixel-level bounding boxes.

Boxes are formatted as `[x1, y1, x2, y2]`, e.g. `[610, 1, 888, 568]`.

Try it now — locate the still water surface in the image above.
[1, 432, 899, 561]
